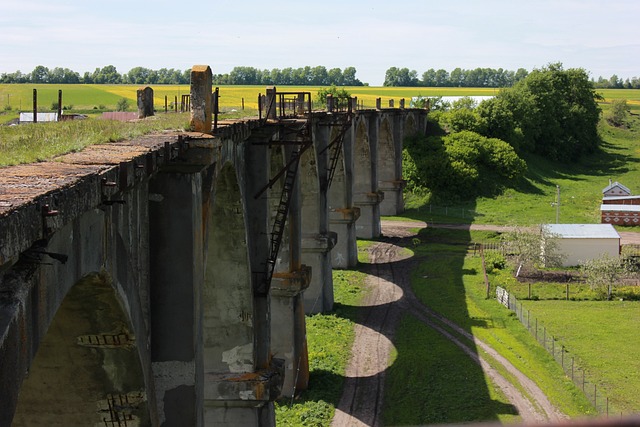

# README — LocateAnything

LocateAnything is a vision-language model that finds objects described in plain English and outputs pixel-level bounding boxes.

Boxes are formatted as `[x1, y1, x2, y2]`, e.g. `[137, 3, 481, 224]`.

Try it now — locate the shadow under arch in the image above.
[203, 160, 255, 374]
[12, 272, 150, 427]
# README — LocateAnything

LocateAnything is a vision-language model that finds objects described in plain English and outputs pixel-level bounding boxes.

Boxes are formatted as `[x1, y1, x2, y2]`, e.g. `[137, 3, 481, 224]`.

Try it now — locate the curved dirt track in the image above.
[332, 220, 567, 426]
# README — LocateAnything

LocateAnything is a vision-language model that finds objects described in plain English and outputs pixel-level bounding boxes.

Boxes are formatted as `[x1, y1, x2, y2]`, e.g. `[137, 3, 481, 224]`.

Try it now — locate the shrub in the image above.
[116, 98, 130, 112]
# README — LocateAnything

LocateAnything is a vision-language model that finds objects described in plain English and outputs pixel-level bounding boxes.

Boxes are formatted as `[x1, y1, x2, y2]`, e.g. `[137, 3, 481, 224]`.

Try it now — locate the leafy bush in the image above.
[484, 252, 506, 273]
[402, 131, 526, 200]
[315, 85, 350, 110]
[606, 99, 629, 127]
[116, 98, 130, 112]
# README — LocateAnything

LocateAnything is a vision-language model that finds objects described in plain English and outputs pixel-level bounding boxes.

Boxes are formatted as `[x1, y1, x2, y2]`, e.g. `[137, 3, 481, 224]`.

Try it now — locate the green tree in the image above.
[30, 65, 50, 83]
[384, 67, 419, 86]
[116, 98, 130, 112]
[501, 226, 564, 276]
[607, 99, 629, 127]
[495, 63, 602, 161]
[402, 131, 525, 200]
[580, 253, 629, 300]
[315, 86, 350, 109]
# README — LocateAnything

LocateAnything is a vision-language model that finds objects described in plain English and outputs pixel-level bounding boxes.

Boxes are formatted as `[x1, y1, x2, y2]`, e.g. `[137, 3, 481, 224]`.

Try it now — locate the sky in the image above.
[1, 0, 638, 86]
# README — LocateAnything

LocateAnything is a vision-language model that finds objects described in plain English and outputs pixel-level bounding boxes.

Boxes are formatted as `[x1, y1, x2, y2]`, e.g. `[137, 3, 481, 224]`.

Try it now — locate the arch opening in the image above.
[203, 162, 255, 374]
[12, 272, 149, 427]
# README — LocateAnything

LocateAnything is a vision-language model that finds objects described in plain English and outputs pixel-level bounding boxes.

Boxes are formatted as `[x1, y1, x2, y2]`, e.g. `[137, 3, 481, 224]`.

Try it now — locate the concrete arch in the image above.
[204, 161, 254, 374]
[12, 272, 149, 426]
[405, 113, 417, 137]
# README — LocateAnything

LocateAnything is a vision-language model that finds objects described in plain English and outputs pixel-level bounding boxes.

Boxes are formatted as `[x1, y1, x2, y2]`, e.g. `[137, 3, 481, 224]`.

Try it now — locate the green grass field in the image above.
[2, 83, 636, 117]
[519, 300, 640, 414]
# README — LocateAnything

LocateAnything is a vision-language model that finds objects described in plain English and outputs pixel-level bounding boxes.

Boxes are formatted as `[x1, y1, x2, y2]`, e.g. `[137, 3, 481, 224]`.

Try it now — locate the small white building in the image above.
[19, 112, 59, 123]
[543, 224, 620, 267]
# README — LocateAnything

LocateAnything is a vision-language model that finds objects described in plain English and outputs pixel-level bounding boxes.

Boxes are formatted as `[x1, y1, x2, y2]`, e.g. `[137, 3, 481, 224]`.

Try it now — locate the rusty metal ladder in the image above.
[258, 142, 310, 295]
[323, 112, 353, 190]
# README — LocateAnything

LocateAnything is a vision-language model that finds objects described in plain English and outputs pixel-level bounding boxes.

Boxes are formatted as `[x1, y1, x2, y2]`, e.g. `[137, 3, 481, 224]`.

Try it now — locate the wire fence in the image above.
[414, 203, 479, 219]
[495, 286, 627, 417]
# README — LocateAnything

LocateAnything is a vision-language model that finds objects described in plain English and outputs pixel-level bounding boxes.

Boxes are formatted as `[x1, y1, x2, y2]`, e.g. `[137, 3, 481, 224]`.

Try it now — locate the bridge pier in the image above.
[378, 113, 406, 216]
[268, 144, 311, 397]
[301, 120, 336, 314]
[327, 114, 360, 269]
[149, 171, 205, 426]
[353, 114, 383, 239]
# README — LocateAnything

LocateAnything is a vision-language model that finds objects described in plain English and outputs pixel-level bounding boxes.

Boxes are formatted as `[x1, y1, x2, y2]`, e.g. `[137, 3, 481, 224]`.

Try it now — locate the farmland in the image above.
[2, 84, 639, 121]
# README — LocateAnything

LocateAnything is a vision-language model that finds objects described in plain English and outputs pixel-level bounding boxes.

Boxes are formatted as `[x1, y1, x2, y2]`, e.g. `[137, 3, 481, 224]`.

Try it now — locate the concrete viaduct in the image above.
[0, 65, 427, 426]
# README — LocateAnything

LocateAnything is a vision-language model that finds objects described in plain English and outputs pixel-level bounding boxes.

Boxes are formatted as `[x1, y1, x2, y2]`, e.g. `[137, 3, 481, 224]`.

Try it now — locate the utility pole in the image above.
[555, 185, 560, 223]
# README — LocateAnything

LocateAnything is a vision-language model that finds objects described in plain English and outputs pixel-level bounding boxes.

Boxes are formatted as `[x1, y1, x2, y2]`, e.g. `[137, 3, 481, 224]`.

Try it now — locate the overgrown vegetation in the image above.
[0, 113, 188, 166]
[314, 86, 351, 110]
[403, 130, 526, 201]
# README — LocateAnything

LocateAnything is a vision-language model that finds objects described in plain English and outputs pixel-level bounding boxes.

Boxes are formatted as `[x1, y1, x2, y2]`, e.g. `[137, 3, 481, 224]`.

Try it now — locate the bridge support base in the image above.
[330, 207, 360, 269]
[204, 360, 283, 426]
[355, 191, 384, 239]
[270, 266, 312, 397]
[302, 232, 337, 314]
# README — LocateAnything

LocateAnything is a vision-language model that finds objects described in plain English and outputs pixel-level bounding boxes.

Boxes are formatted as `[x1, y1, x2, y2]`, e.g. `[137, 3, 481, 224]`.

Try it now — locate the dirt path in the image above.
[332, 220, 567, 426]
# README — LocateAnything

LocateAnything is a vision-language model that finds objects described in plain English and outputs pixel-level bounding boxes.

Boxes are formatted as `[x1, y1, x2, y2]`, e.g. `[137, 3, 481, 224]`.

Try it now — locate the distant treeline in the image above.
[0, 65, 364, 86]
[2, 64, 637, 88]
[383, 66, 640, 89]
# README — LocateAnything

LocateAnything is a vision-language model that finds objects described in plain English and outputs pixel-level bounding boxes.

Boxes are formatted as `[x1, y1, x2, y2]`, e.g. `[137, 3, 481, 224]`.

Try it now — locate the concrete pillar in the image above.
[190, 65, 212, 133]
[268, 144, 311, 397]
[149, 171, 204, 427]
[265, 86, 277, 120]
[137, 86, 154, 118]
[353, 115, 383, 239]
[326, 94, 335, 112]
[201, 142, 282, 426]
[378, 115, 404, 216]
[301, 122, 336, 314]
[328, 117, 360, 269]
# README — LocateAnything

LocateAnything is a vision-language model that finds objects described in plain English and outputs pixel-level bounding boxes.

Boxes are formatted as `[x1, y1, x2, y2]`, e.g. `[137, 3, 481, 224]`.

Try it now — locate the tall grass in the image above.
[0, 113, 188, 166]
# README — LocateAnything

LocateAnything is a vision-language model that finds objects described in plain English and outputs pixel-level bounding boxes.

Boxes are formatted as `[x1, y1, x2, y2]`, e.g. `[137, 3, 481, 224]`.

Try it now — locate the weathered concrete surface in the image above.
[0, 79, 427, 425]
[138, 86, 155, 118]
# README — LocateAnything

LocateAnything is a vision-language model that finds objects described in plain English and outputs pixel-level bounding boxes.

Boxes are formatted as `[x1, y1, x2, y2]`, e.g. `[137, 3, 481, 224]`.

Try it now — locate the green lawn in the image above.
[520, 300, 640, 414]
[396, 227, 595, 419]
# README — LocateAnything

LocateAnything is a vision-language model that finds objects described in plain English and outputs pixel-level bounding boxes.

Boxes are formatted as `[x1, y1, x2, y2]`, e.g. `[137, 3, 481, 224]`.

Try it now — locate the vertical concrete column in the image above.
[265, 86, 277, 120]
[202, 142, 282, 427]
[328, 115, 360, 269]
[190, 65, 212, 133]
[378, 114, 405, 216]
[353, 114, 383, 239]
[137, 86, 154, 118]
[301, 120, 337, 314]
[270, 144, 312, 397]
[149, 171, 204, 427]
